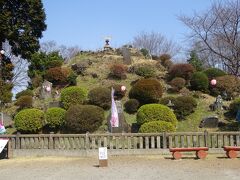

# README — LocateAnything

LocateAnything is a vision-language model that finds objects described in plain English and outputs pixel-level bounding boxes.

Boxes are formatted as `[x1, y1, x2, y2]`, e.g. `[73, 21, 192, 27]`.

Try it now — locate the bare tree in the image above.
[179, 0, 240, 76]
[132, 31, 181, 57]
[2, 41, 30, 94]
[40, 41, 81, 61]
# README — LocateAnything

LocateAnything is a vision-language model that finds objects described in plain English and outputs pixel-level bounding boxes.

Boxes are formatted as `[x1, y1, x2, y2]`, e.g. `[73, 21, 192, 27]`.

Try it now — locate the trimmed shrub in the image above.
[139, 121, 176, 133]
[15, 95, 33, 110]
[109, 63, 127, 79]
[124, 99, 139, 113]
[15, 89, 33, 99]
[170, 77, 186, 92]
[14, 108, 44, 133]
[168, 63, 196, 81]
[61, 86, 88, 109]
[65, 105, 104, 133]
[45, 67, 77, 86]
[203, 68, 226, 80]
[135, 66, 156, 78]
[129, 78, 163, 105]
[229, 98, 240, 116]
[136, 104, 177, 126]
[190, 72, 209, 92]
[173, 96, 197, 119]
[210, 75, 240, 98]
[46, 107, 66, 128]
[88, 87, 111, 110]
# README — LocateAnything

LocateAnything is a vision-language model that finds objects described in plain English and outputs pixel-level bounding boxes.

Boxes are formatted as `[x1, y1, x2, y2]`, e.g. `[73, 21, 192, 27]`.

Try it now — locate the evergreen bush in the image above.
[170, 77, 186, 92]
[61, 86, 88, 109]
[46, 107, 66, 129]
[173, 96, 197, 119]
[129, 78, 163, 105]
[14, 108, 44, 133]
[190, 72, 209, 92]
[203, 68, 226, 80]
[15, 95, 33, 110]
[15, 89, 33, 99]
[229, 98, 240, 116]
[168, 63, 195, 81]
[88, 87, 111, 110]
[65, 105, 104, 133]
[139, 121, 176, 133]
[124, 99, 139, 113]
[136, 104, 177, 126]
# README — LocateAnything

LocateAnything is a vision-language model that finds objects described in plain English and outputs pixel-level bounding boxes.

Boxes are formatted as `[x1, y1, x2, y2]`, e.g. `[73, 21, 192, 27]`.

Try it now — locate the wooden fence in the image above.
[1, 131, 240, 150]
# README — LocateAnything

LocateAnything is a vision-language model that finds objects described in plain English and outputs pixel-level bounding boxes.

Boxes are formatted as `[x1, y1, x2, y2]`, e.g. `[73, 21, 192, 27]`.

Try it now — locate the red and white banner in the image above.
[110, 88, 119, 127]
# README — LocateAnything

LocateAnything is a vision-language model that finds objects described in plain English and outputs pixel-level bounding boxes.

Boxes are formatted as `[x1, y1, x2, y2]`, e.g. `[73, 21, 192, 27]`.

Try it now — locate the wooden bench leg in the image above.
[196, 150, 207, 159]
[172, 151, 182, 160]
[226, 150, 237, 159]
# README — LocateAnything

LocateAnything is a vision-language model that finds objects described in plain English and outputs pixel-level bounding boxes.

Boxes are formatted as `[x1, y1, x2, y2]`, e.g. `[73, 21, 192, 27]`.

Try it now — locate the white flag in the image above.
[110, 88, 119, 127]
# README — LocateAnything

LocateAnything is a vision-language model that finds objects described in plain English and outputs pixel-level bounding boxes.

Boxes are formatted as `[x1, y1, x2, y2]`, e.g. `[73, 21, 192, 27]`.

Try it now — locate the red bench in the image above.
[223, 146, 240, 159]
[169, 147, 209, 160]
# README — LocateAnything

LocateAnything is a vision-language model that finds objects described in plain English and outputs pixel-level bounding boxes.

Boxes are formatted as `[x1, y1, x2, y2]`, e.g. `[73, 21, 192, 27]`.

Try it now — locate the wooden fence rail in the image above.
[1, 131, 240, 150]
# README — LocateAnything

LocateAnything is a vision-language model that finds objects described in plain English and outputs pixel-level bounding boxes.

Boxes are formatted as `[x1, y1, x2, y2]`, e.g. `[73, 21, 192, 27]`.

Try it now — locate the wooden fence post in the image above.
[85, 132, 90, 150]
[204, 130, 209, 147]
[163, 132, 167, 149]
[16, 132, 21, 149]
[7, 139, 13, 158]
[49, 132, 54, 149]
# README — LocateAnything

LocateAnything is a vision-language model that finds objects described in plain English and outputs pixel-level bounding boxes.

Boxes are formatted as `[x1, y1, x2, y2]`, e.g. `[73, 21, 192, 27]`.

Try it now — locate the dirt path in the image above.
[0, 155, 240, 180]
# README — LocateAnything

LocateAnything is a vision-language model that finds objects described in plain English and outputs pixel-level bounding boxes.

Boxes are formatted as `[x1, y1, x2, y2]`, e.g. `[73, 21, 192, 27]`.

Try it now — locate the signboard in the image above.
[99, 147, 108, 160]
[0, 138, 9, 153]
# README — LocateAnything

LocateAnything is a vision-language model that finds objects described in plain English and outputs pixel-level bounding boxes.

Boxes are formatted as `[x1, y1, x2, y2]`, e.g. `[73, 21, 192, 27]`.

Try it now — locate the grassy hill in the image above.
[4, 48, 239, 134]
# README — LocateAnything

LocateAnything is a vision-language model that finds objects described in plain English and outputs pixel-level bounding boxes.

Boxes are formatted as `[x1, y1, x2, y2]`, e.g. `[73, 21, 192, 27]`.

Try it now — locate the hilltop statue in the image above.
[104, 37, 112, 51]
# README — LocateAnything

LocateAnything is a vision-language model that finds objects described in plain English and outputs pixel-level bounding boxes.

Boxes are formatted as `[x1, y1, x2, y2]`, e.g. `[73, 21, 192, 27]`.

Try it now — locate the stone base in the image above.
[99, 159, 108, 167]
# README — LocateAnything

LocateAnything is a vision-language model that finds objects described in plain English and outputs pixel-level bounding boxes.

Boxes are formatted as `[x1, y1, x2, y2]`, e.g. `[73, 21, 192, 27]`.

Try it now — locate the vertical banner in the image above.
[110, 88, 119, 127]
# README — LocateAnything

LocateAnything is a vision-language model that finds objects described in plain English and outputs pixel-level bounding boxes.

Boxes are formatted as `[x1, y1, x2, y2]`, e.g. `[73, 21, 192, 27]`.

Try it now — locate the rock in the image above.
[199, 116, 219, 128]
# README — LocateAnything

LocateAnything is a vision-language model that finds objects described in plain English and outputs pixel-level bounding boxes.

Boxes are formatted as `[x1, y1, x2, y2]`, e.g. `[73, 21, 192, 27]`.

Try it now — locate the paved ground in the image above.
[0, 154, 240, 180]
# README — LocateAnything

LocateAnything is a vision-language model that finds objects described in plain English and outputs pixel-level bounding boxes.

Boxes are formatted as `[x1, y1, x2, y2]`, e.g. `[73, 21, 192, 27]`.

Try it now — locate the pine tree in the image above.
[187, 50, 203, 71]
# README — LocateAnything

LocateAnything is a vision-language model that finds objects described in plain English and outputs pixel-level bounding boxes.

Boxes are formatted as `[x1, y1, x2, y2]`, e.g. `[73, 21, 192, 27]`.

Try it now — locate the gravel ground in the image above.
[0, 154, 240, 180]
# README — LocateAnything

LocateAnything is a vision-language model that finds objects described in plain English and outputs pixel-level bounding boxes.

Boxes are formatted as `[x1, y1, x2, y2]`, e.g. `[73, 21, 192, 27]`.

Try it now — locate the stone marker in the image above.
[99, 147, 108, 167]
[40, 80, 52, 99]
[122, 47, 132, 65]
[236, 109, 240, 122]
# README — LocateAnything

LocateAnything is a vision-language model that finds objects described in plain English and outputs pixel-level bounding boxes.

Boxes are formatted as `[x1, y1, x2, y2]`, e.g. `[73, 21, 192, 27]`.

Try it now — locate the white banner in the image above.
[110, 88, 119, 127]
[0, 138, 9, 153]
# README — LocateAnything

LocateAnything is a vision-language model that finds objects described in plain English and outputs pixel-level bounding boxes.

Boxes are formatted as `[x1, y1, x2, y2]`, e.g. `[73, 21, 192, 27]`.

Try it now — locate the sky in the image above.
[41, 0, 214, 57]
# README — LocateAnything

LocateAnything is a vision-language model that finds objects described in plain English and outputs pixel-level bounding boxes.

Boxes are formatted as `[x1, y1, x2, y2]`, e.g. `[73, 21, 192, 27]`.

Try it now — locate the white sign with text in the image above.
[99, 147, 108, 160]
[0, 138, 9, 153]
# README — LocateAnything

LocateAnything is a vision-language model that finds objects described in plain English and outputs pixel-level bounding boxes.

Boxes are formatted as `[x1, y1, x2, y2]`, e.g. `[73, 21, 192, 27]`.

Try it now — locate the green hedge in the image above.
[88, 87, 111, 110]
[129, 78, 163, 105]
[46, 107, 66, 128]
[136, 104, 177, 126]
[61, 86, 88, 109]
[65, 105, 104, 133]
[14, 108, 44, 133]
[190, 72, 209, 92]
[139, 121, 176, 133]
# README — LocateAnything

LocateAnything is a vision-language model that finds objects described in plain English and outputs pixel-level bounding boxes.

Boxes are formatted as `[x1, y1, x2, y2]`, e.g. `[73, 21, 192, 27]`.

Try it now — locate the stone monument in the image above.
[122, 47, 132, 65]
[40, 80, 52, 99]
[104, 37, 112, 51]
